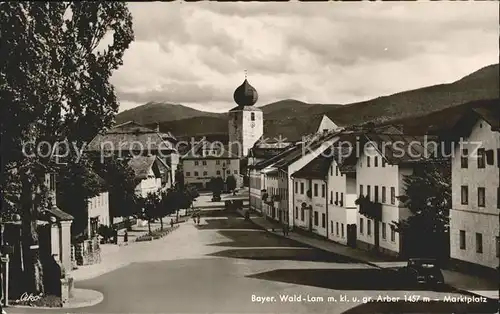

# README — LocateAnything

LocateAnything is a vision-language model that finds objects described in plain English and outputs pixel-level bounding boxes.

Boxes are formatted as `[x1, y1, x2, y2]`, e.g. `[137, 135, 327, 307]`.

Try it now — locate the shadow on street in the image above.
[246, 268, 457, 292]
[208, 230, 307, 247]
[209, 248, 360, 263]
[341, 299, 499, 314]
[195, 218, 261, 230]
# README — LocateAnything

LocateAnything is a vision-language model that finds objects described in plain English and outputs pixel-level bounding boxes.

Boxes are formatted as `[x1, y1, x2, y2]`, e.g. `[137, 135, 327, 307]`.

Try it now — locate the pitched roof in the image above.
[471, 105, 500, 132]
[292, 148, 333, 179]
[127, 155, 158, 180]
[274, 130, 342, 169]
[86, 121, 176, 153]
[182, 139, 239, 159]
[44, 206, 74, 221]
[251, 144, 299, 170]
[364, 133, 438, 165]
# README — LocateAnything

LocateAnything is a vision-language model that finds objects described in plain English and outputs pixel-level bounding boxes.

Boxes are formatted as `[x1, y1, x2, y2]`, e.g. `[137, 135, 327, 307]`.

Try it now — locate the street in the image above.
[7, 208, 498, 314]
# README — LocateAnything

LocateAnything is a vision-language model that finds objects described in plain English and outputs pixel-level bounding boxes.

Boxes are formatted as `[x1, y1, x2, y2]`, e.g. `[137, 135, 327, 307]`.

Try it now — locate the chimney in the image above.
[155, 122, 160, 132]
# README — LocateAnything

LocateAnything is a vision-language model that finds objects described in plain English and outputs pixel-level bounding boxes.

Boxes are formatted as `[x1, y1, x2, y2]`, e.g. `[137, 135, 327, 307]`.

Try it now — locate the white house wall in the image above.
[286, 136, 341, 227]
[311, 179, 328, 237]
[450, 118, 500, 269]
[316, 115, 339, 134]
[327, 160, 357, 245]
[87, 192, 110, 229]
[293, 178, 311, 229]
[356, 145, 410, 254]
[183, 158, 240, 188]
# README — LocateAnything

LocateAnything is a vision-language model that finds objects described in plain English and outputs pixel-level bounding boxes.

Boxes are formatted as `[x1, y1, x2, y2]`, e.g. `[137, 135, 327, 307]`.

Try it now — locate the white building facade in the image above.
[355, 140, 416, 256]
[328, 160, 358, 246]
[87, 191, 110, 238]
[450, 113, 499, 272]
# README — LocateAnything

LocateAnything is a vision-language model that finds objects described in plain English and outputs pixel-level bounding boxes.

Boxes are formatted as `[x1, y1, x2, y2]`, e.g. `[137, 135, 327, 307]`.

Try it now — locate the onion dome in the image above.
[233, 78, 258, 107]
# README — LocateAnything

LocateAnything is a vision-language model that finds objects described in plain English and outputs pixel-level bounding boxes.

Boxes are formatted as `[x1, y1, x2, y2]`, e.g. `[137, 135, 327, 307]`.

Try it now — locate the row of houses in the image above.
[249, 103, 499, 273]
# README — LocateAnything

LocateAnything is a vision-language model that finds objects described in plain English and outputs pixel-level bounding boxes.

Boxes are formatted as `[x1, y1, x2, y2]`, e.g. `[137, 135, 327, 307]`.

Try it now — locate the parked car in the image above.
[398, 258, 445, 289]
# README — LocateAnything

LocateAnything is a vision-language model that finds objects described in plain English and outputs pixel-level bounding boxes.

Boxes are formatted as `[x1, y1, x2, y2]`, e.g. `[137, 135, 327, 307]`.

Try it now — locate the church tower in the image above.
[228, 72, 263, 158]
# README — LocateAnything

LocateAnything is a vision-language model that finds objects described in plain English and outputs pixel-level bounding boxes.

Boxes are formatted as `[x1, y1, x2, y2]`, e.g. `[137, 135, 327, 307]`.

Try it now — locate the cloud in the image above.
[113, 2, 499, 112]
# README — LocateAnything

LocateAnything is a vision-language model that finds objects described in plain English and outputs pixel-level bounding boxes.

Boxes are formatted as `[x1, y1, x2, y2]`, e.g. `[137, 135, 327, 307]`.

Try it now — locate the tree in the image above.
[175, 169, 185, 191]
[94, 157, 141, 221]
[0, 2, 133, 294]
[209, 177, 224, 200]
[56, 157, 104, 240]
[393, 160, 451, 261]
[139, 192, 161, 235]
[226, 175, 237, 195]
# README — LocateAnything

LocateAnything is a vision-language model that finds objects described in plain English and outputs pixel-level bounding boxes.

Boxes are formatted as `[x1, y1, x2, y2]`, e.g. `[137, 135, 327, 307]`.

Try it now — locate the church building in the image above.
[228, 75, 264, 158]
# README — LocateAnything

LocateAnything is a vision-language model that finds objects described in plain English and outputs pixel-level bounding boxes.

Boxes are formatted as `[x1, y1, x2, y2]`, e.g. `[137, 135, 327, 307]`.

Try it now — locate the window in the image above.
[186, 172, 191, 177]
[477, 148, 485, 168]
[496, 237, 499, 257]
[382, 186, 386, 203]
[359, 218, 364, 234]
[336, 166, 339, 176]
[341, 224, 344, 238]
[390, 187, 396, 205]
[335, 192, 339, 203]
[367, 220, 372, 236]
[251, 112, 255, 121]
[477, 187, 485, 207]
[336, 222, 339, 235]
[459, 230, 466, 250]
[359, 185, 364, 196]
[331, 221, 333, 234]
[476, 233, 483, 253]
[314, 184, 318, 197]
[314, 211, 319, 226]
[216, 170, 221, 175]
[374, 156, 378, 167]
[382, 222, 387, 240]
[366, 185, 371, 200]
[367, 156, 371, 167]
[382, 158, 386, 167]
[194, 171, 199, 176]
[227, 170, 231, 175]
[340, 193, 344, 205]
[203, 171, 207, 176]
[202, 160, 207, 166]
[295, 206, 298, 219]
[461, 149, 468, 168]
[321, 184, 326, 198]
[234, 170, 238, 174]
[497, 187, 500, 209]
[295, 182, 298, 193]
[301, 207, 304, 221]
[321, 213, 326, 228]
[300, 182, 304, 194]
[216, 160, 220, 165]
[390, 226, 396, 242]
[330, 191, 333, 204]
[461, 186, 468, 205]
[374, 186, 379, 202]
[330, 166, 333, 176]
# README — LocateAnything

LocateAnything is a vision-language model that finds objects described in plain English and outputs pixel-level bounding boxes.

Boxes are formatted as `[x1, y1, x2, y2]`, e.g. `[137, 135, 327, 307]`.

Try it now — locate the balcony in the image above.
[355, 195, 382, 220]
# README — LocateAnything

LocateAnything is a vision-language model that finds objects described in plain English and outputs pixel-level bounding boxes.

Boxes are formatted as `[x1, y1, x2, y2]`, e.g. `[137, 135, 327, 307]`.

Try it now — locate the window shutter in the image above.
[497, 186, 500, 209]
[485, 149, 494, 165]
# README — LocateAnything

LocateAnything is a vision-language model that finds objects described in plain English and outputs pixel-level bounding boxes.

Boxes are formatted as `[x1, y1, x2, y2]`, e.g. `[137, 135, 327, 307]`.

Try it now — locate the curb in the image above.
[243, 214, 498, 303]
[8, 289, 104, 310]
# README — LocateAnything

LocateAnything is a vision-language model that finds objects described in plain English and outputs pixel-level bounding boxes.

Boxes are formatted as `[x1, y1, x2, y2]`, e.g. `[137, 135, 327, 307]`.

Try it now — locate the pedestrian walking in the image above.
[197, 215, 201, 225]
[282, 225, 286, 236]
[170, 218, 174, 228]
[124, 230, 128, 243]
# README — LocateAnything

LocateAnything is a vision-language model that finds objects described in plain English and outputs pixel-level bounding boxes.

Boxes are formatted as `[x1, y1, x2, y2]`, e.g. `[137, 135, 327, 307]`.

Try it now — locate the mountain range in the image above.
[115, 63, 499, 141]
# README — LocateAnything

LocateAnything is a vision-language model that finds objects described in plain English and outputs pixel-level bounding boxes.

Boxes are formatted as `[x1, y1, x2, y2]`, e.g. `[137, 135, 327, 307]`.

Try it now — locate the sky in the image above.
[112, 2, 499, 113]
